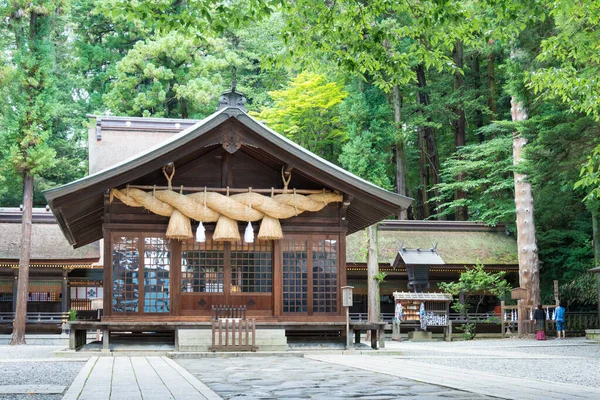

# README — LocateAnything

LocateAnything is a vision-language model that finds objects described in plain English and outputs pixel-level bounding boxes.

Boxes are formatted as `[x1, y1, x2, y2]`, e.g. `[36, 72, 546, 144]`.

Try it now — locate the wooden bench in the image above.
[349, 321, 386, 349]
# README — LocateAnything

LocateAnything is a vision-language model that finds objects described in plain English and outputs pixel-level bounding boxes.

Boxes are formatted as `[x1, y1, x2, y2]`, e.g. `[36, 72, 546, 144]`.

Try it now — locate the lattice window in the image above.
[282, 239, 308, 313]
[231, 241, 272, 293]
[312, 239, 338, 313]
[143, 237, 170, 313]
[181, 237, 224, 293]
[112, 236, 139, 313]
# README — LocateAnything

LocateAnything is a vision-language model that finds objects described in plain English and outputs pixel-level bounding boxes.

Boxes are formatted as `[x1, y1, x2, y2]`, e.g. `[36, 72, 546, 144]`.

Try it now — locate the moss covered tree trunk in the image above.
[511, 98, 540, 335]
[11, 175, 34, 345]
[367, 224, 380, 324]
[393, 85, 408, 220]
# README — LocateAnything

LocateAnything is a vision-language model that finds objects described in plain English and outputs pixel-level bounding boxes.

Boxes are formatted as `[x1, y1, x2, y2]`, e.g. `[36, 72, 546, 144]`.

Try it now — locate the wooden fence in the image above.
[0, 312, 68, 324]
[352, 310, 600, 336]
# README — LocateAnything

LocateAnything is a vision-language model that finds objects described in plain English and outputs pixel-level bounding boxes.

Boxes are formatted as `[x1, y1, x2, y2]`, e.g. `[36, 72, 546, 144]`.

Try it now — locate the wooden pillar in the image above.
[62, 270, 69, 313]
[273, 240, 282, 318]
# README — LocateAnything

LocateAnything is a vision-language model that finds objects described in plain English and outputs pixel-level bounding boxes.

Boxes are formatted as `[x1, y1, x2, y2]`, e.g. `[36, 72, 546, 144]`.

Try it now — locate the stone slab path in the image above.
[178, 355, 496, 399]
[62, 356, 221, 400]
[0, 385, 66, 394]
[307, 354, 600, 400]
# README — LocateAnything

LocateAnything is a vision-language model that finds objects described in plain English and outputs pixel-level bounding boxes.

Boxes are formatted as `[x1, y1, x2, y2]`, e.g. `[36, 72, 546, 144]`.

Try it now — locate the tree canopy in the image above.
[1, 0, 599, 309]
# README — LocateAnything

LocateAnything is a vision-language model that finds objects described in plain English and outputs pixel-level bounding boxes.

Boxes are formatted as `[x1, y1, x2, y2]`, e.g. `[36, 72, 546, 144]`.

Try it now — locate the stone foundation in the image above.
[408, 330, 433, 342]
[176, 327, 288, 352]
[585, 329, 600, 341]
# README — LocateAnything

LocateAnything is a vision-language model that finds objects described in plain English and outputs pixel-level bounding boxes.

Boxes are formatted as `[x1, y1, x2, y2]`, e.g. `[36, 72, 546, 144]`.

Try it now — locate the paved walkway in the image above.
[62, 356, 221, 400]
[178, 355, 496, 399]
[57, 338, 600, 399]
[308, 354, 600, 400]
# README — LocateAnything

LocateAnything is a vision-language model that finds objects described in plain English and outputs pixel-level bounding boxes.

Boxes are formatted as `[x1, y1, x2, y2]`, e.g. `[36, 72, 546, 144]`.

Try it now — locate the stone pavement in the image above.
[0, 385, 66, 395]
[308, 354, 600, 400]
[177, 355, 496, 399]
[62, 356, 221, 400]
[55, 338, 600, 399]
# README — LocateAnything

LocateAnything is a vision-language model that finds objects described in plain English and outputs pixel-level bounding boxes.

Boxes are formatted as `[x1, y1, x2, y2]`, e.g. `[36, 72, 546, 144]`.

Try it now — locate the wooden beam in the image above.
[124, 185, 336, 195]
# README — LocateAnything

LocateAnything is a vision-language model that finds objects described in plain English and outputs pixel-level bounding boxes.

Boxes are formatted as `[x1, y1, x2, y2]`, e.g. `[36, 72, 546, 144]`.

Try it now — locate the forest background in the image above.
[1, 0, 599, 310]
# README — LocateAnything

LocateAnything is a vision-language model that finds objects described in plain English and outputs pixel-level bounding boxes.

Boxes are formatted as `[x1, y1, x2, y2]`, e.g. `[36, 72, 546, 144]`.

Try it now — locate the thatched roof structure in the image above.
[347, 220, 518, 267]
[0, 208, 100, 267]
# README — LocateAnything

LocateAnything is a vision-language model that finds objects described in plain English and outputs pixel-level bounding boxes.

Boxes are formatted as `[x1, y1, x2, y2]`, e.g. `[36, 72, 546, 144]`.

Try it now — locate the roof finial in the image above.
[216, 68, 247, 112]
[231, 66, 237, 93]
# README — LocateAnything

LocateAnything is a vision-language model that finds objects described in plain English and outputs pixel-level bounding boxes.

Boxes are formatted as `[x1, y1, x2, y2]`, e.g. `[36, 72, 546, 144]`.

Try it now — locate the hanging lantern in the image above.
[196, 222, 206, 243]
[244, 221, 254, 243]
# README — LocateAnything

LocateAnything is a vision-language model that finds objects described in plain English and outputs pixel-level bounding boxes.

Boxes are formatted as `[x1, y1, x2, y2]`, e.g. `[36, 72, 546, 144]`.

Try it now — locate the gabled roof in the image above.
[347, 220, 518, 266]
[393, 248, 445, 266]
[45, 104, 412, 248]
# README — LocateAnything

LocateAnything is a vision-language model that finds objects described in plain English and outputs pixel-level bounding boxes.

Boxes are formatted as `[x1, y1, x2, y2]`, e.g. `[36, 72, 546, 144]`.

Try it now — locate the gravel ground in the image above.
[388, 337, 600, 388]
[0, 346, 86, 400]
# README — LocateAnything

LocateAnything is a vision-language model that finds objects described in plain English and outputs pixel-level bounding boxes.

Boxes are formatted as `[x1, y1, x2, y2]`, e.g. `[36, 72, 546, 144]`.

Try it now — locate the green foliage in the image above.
[455, 322, 476, 341]
[280, 0, 471, 91]
[96, 0, 280, 38]
[439, 263, 511, 316]
[557, 273, 598, 311]
[252, 72, 347, 162]
[0, 1, 89, 206]
[104, 33, 237, 118]
[68, 309, 78, 321]
[373, 272, 387, 283]
[432, 132, 515, 227]
[528, 0, 600, 120]
[338, 80, 395, 190]
[0, 3, 60, 177]
[575, 145, 600, 203]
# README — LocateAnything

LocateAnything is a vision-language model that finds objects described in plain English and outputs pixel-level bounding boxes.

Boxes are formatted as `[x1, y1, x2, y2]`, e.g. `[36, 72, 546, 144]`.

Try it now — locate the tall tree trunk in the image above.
[417, 125, 429, 219]
[472, 53, 485, 141]
[367, 225, 380, 323]
[11, 174, 34, 345]
[452, 41, 468, 221]
[415, 64, 441, 219]
[487, 47, 497, 118]
[392, 85, 408, 220]
[511, 98, 541, 312]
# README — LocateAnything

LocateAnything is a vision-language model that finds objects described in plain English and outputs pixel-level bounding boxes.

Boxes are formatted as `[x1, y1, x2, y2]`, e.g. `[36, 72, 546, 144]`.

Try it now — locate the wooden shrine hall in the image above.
[44, 89, 412, 351]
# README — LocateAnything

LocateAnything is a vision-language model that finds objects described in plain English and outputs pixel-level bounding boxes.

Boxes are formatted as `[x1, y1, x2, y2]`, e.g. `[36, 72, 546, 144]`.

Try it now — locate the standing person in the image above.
[533, 304, 546, 340]
[555, 301, 566, 339]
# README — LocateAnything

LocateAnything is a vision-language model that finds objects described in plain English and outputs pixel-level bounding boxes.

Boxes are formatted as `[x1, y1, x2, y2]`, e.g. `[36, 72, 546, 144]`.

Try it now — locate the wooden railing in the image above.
[209, 305, 256, 352]
[209, 318, 257, 352]
[211, 305, 247, 320]
[0, 312, 68, 324]
[351, 311, 599, 336]
[350, 312, 499, 324]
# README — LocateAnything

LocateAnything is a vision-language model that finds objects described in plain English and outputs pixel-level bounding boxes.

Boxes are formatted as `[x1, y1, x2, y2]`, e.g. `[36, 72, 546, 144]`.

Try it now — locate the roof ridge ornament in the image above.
[216, 73, 247, 112]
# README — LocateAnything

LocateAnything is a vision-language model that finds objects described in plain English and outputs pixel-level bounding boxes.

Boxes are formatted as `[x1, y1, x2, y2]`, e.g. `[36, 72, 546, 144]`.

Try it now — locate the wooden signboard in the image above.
[341, 286, 354, 307]
[511, 287, 527, 300]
